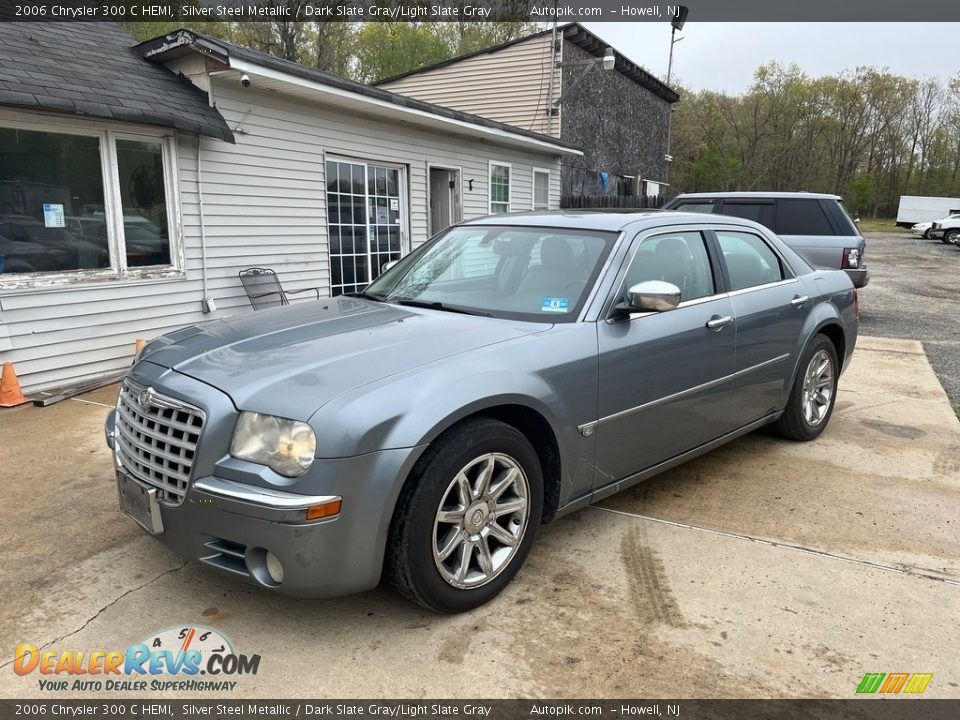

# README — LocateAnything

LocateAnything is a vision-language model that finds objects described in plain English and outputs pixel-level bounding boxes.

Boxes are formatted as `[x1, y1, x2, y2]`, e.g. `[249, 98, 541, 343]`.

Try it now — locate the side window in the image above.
[715, 231, 785, 291]
[720, 202, 775, 229]
[775, 199, 834, 236]
[672, 201, 716, 214]
[621, 231, 715, 303]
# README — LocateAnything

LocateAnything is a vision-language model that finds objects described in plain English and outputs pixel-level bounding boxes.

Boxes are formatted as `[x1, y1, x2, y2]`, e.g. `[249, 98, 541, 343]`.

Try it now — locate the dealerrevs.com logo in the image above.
[13, 626, 261, 692]
[856, 672, 933, 695]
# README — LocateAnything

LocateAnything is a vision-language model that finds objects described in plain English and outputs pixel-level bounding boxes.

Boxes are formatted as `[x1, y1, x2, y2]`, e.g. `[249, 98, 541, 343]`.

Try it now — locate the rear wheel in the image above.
[773, 335, 839, 441]
[388, 418, 543, 613]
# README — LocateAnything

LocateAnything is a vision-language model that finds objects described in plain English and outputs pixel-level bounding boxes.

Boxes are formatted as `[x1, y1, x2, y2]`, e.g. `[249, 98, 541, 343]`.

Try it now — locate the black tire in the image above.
[944, 229, 960, 245]
[387, 417, 543, 613]
[772, 334, 839, 442]
[922, 229, 931, 239]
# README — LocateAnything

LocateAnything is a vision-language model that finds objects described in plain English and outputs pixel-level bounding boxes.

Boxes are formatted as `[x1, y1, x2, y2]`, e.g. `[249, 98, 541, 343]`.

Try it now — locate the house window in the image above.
[533, 169, 550, 211]
[116, 139, 171, 268]
[325, 159, 404, 296]
[0, 120, 178, 286]
[489, 162, 511, 214]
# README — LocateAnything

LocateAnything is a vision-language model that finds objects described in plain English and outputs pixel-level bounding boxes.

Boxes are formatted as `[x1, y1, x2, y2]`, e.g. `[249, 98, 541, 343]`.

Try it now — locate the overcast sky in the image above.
[582, 22, 960, 94]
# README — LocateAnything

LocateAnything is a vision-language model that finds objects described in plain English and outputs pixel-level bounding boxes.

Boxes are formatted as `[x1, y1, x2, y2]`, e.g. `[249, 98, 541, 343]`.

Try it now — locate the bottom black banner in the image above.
[1, 700, 959, 720]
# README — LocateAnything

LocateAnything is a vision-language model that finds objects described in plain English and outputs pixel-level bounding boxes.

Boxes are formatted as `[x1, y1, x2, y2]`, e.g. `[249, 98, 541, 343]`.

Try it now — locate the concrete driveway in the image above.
[1, 336, 958, 699]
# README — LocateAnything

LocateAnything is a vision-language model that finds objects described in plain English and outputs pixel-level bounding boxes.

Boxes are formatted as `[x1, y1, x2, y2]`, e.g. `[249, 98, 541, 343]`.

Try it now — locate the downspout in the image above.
[197, 71, 225, 314]
[197, 134, 213, 313]
[546, 19, 558, 137]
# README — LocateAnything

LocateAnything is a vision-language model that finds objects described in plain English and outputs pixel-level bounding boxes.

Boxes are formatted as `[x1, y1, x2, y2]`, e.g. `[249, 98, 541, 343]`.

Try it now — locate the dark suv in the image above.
[663, 192, 869, 288]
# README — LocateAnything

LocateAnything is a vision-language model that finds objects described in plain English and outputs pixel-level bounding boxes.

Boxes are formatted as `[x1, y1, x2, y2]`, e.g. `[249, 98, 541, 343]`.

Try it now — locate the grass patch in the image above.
[856, 217, 902, 233]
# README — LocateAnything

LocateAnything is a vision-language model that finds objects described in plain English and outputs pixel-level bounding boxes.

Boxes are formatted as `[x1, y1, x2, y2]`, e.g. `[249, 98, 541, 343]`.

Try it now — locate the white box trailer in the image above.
[896, 196, 960, 226]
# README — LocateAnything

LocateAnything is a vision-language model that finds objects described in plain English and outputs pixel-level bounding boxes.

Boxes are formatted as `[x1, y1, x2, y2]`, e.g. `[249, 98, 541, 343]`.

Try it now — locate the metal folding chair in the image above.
[239, 267, 320, 310]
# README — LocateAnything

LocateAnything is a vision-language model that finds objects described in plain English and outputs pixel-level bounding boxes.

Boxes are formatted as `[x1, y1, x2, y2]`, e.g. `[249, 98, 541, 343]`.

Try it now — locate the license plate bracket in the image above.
[117, 470, 164, 535]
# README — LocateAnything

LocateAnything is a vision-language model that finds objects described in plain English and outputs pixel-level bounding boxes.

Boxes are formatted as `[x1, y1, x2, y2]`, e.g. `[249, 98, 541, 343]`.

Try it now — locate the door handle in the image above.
[706, 315, 733, 330]
[790, 295, 810, 307]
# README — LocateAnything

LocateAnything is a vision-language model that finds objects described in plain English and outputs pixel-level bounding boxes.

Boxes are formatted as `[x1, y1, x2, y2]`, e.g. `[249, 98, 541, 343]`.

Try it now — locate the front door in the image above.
[594, 229, 736, 485]
[326, 158, 407, 296]
[429, 167, 460, 237]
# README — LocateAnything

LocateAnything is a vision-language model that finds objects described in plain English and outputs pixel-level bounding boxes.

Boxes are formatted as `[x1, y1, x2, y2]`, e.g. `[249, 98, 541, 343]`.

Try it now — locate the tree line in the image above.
[669, 63, 960, 217]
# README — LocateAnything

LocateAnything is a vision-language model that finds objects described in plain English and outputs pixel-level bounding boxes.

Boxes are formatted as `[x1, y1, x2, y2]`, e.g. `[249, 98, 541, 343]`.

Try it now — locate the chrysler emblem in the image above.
[137, 387, 156, 409]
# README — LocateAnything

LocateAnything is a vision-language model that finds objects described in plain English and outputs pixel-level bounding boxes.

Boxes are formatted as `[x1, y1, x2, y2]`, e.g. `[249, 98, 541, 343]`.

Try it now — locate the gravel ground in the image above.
[859, 228, 960, 409]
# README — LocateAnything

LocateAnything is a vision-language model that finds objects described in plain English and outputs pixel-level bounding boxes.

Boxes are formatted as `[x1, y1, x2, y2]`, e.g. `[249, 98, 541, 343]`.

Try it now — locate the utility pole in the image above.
[665, 7, 688, 187]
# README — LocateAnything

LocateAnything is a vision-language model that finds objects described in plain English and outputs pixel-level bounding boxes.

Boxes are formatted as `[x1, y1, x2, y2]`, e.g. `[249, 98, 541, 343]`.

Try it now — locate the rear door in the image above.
[712, 226, 808, 427]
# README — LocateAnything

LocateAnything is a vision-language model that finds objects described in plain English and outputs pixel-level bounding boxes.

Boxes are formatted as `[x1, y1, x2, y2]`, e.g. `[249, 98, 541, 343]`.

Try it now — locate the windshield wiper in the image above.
[350, 290, 386, 302]
[387, 297, 493, 317]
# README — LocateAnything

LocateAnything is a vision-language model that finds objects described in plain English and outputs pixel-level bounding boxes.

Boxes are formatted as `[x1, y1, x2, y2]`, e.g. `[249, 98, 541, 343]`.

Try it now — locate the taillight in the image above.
[842, 247, 861, 269]
[853, 288, 860, 318]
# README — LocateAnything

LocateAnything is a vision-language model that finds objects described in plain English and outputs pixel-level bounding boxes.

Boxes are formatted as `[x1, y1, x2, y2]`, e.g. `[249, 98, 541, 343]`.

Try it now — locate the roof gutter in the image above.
[225, 57, 583, 157]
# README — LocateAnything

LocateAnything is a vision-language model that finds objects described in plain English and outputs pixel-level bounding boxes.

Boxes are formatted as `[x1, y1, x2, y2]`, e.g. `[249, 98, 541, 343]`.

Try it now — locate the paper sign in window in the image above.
[43, 203, 65, 228]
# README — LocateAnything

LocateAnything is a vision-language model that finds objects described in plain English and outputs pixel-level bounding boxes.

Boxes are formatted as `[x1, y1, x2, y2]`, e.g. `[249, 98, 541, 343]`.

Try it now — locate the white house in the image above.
[0, 24, 581, 393]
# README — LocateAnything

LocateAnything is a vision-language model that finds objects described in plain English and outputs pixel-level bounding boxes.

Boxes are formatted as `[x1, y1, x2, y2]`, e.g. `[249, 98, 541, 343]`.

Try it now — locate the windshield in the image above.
[366, 225, 618, 322]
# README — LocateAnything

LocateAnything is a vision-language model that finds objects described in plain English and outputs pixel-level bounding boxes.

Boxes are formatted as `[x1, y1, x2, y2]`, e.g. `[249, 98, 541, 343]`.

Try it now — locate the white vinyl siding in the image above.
[379, 34, 560, 137]
[0, 83, 562, 393]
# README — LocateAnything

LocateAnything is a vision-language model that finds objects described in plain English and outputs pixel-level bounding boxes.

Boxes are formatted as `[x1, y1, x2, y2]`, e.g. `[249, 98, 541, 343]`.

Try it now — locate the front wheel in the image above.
[388, 418, 543, 613]
[944, 228, 960, 245]
[772, 335, 839, 441]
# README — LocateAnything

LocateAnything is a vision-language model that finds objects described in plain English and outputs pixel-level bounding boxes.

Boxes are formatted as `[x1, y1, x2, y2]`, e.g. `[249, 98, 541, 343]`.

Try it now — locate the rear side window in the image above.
[715, 230, 784, 291]
[775, 199, 834, 235]
[719, 202, 775, 228]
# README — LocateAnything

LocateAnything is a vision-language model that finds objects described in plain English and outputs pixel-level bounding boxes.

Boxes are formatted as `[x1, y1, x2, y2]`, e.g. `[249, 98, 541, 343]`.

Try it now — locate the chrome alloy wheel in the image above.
[432, 452, 530, 589]
[801, 349, 835, 427]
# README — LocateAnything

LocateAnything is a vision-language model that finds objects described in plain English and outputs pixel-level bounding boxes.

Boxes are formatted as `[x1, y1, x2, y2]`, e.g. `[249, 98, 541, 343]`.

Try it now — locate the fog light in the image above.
[265, 551, 284, 584]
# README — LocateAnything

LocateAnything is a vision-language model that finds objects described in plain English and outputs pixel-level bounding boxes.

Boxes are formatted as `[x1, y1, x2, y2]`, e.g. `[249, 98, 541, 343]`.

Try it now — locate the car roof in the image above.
[462, 210, 732, 233]
[673, 191, 843, 200]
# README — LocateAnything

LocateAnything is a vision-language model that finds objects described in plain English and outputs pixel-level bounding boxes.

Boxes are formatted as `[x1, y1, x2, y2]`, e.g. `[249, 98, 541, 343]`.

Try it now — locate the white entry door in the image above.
[326, 158, 407, 296]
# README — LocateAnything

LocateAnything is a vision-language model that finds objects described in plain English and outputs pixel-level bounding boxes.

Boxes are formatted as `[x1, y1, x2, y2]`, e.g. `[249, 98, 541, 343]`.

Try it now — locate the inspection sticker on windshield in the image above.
[541, 297, 569, 313]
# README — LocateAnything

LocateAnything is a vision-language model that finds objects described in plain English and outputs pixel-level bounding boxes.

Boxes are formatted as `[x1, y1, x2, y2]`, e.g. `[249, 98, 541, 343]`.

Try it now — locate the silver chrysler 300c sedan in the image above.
[105, 211, 858, 613]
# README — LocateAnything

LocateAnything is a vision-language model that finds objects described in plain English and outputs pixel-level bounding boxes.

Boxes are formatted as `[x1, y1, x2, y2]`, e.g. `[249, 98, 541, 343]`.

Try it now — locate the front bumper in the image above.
[845, 266, 870, 288]
[106, 405, 425, 599]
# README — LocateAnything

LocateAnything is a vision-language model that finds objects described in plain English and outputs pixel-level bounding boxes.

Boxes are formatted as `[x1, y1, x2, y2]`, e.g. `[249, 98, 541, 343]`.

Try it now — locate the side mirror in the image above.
[381, 259, 399, 273]
[617, 280, 681, 314]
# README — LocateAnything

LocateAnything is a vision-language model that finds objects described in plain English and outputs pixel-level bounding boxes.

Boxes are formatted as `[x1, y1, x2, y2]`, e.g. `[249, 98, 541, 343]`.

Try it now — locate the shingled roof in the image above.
[0, 23, 233, 142]
[138, 29, 581, 155]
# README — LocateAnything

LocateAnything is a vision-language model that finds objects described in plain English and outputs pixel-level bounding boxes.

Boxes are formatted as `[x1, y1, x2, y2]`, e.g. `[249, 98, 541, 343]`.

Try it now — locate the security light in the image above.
[602, 48, 615, 71]
[671, 6, 689, 31]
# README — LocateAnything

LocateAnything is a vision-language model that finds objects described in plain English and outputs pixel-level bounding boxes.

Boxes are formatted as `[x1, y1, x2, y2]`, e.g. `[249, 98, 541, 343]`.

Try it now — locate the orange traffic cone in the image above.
[0, 362, 30, 408]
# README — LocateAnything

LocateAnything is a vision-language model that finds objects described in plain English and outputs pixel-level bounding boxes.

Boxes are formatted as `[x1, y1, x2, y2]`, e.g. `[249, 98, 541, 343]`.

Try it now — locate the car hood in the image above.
[140, 297, 549, 420]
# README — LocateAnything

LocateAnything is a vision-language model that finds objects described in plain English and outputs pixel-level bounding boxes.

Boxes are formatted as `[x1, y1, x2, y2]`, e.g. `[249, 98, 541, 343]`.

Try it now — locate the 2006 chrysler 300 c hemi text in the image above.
[104, 211, 858, 613]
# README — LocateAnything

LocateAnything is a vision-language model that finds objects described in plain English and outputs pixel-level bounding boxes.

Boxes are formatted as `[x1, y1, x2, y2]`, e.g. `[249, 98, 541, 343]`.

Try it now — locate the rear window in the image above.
[775, 199, 834, 235]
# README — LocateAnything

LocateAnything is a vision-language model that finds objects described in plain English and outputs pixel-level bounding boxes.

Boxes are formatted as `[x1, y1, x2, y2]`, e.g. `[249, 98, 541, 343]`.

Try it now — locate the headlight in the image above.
[230, 412, 316, 477]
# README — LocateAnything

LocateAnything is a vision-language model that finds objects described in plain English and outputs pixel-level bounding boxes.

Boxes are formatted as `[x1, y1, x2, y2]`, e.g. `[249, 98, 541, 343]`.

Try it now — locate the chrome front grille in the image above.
[114, 379, 205, 505]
